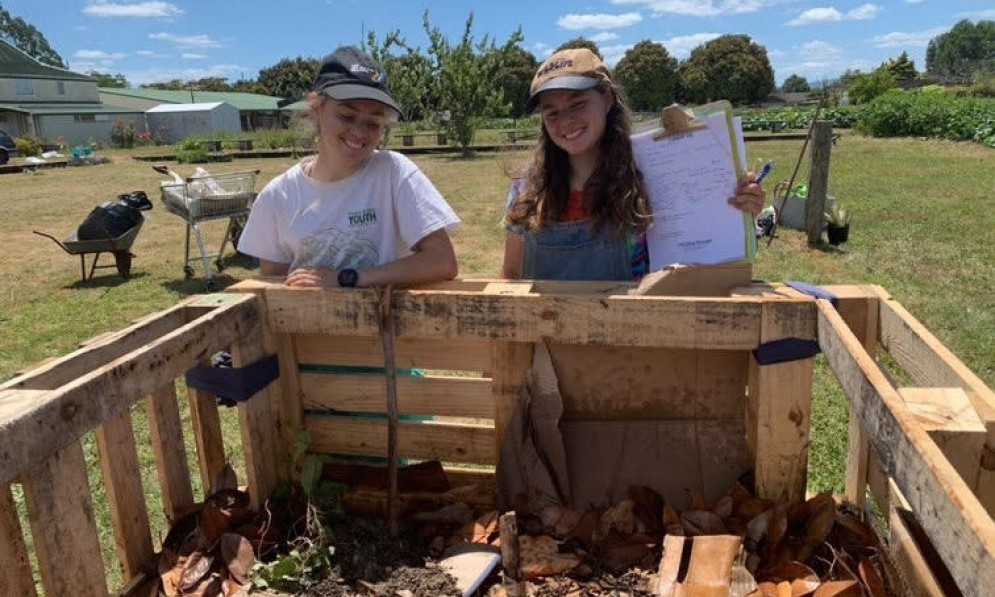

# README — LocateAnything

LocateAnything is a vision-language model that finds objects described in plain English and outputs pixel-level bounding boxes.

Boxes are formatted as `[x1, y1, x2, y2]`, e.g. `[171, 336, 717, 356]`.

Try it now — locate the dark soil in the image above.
[526, 569, 656, 596]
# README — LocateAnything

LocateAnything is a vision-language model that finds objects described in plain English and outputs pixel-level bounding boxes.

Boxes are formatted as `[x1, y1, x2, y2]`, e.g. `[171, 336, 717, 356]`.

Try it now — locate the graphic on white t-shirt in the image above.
[296, 225, 380, 270]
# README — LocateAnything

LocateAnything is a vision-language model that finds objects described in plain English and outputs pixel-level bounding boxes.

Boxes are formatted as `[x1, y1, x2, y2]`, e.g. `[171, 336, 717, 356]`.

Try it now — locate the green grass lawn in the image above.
[1, 131, 993, 591]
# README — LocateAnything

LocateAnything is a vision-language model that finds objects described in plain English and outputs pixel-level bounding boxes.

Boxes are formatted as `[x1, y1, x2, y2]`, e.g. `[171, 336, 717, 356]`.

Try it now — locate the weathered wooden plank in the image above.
[747, 299, 815, 502]
[23, 442, 108, 597]
[818, 299, 995, 595]
[0, 483, 36, 597]
[295, 334, 493, 372]
[0, 294, 261, 486]
[301, 373, 494, 419]
[231, 320, 281, 508]
[252, 282, 770, 349]
[491, 342, 533, 461]
[900, 387, 986, 490]
[550, 345, 747, 420]
[96, 408, 154, 581]
[888, 480, 958, 597]
[1, 299, 191, 391]
[874, 286, 995, 511]
[307, 416, 496, 465]
[187, 380, 227, 497]
[823, 286, 880, 509]
[145, 384, 195, 522]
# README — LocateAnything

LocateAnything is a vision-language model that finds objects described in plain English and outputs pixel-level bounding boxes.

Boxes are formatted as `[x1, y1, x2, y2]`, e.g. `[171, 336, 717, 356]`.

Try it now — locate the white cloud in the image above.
[599, 43, 635, 66]
[788, 8, 844, 25]
[801, 40, 844, 57]
[532, 42, 552, 59]
[870, 27, 947, 48]
[83, 1, 183, 18]
[148, 32, 221, 49]
[124, 64, 243, 86]
[75, 49, 126, 61]
[962, 9, 995, 19]
[557, 13, 643, 30]
[660, 32, 722, 58]
[590, 32, 620, 43]
[181, 53, 206, 59]
[610, 0, 771, 18]
[848, 4, 881, 20]
[788, 4, 881, 26]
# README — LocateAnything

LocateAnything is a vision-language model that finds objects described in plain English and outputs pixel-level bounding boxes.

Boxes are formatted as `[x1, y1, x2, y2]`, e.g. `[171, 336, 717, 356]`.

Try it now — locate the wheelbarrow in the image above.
[33, 217, 145, 282]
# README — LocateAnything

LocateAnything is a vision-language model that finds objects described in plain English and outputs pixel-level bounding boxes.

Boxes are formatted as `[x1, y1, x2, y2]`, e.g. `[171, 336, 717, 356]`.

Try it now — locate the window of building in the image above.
[74, 114, 96, 123]
[57, 81, 66, 95]
[15, 80, 35, 96]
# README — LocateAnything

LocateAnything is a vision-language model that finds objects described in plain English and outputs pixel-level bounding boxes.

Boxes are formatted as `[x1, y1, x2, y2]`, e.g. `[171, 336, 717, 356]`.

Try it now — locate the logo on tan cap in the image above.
[526, 48, 610, 111]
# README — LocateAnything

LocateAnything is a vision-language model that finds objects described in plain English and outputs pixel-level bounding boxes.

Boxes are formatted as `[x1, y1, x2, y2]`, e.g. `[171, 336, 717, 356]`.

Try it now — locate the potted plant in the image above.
[824, 204, 851, 246]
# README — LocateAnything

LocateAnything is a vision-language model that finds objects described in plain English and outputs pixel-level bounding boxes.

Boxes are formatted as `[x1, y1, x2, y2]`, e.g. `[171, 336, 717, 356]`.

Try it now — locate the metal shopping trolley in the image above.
[158, 167, 259, 286]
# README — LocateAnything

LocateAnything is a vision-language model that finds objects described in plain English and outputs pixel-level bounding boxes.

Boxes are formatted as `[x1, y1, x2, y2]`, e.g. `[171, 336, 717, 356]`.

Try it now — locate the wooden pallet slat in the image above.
[187, 378, 228, 497]
[146, 384, 195, 522]
[307, 416, 496, 465]
[96, 408, 154, 581]
[0, 483, 36, 597]
[301, 373, 494, 419]
[23, 442, 108, 597]
[295, 334, 493, 372]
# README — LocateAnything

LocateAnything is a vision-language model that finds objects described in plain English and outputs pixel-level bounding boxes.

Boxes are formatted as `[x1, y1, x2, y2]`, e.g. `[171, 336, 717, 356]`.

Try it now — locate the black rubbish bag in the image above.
[77, 190, 152, 240]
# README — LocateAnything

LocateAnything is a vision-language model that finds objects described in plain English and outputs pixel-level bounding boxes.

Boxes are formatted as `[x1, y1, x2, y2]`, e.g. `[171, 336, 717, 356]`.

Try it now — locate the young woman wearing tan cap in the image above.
[502, 48, 764, 281]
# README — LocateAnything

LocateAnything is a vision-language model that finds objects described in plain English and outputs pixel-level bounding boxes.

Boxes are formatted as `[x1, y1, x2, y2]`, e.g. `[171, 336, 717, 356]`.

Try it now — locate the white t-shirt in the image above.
[239, 151, 460, 272]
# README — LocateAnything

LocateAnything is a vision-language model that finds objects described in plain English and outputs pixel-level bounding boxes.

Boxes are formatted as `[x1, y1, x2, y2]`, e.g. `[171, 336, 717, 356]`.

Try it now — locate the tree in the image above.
[87, 71, 129, 88]
[491, 45, 538, 118]
[848, 69, 897, 104]
[781, 74, 810, 93]
[423, 11, 524, 157]
[0, 3, 66, 68]
[614, 41, 679, 111]
[365, 31, 436, 122]
[231, 79, 268, 95]
[187, 77, 232, 92]
[143, 79, 186, 90]
[884, 51, 917, 84]
[680, 35, 775, 106]
[926, 19, 995, 83]
[257, 56, 321, 100]
[555, 37, 602, 61]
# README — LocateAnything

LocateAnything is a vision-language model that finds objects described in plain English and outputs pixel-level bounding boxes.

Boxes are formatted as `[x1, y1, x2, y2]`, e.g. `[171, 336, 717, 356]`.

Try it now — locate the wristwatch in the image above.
[337, 268, 359, 288]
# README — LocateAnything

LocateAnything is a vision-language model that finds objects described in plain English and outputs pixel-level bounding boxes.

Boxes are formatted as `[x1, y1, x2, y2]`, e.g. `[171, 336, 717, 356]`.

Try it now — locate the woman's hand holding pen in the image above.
[729, 170, 767, 217]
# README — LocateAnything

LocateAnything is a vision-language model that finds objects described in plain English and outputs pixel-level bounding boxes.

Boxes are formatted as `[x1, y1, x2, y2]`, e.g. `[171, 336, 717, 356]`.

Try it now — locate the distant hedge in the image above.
[855, 90, 995, 148]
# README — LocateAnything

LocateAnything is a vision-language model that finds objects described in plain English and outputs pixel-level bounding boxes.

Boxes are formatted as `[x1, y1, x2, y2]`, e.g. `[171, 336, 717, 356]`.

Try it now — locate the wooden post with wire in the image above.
[375, 285, 400, 538]
[806, 121, 834, 244]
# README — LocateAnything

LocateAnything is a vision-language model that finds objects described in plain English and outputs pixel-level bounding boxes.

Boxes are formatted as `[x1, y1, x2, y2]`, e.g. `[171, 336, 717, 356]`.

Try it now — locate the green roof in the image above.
[0, 103, 141, 115]
[0, 39, 92, 81]
[98, 87, 284, 110]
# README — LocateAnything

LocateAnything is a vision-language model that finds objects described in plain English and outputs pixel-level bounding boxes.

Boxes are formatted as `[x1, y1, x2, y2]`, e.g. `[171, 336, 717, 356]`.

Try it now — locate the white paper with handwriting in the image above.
[631, 112, 750, 268]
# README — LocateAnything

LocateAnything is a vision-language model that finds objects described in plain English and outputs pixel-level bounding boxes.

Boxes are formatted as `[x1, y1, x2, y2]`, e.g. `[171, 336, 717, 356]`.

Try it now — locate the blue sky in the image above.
[6, 1, 995, 88]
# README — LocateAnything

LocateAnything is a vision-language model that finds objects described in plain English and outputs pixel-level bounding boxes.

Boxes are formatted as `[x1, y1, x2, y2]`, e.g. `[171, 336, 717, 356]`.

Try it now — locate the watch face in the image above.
[338, 268, 358, 287]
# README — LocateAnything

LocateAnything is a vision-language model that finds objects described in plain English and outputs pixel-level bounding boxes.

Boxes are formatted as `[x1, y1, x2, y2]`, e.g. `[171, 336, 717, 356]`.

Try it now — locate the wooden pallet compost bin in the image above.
[1, 279, 994, 595]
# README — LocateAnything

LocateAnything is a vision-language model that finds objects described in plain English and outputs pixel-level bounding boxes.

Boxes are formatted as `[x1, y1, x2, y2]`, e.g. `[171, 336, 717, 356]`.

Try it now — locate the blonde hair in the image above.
[304, 92, 398, 147]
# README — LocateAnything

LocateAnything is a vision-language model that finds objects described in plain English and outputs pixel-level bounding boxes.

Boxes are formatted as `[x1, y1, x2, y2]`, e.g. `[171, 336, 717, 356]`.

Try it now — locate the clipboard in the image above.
[631, 101, 757, 267]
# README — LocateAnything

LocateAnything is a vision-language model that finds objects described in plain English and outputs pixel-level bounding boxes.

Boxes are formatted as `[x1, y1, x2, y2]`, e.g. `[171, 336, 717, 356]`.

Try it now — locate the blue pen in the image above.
[755, 161, 773, 185]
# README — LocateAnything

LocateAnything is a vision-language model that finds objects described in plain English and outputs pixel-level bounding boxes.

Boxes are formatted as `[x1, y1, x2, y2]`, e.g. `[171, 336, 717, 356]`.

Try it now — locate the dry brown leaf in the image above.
[713, 494, 734, 518]
[680, 509, 725, 535]
[199, 503, 232, 543]
[595, 499, 639, 540]
[777, 580, 792, 597]
[182, 572, 224, 597]
[663, 504, 684, 536]
[858, 558, 887, 597]
[219, 533, 255, 585]
[831, 512, 878, 548]
[789, 578, 820, 596]
[211, 464, 238, 495]
[518, 535, 582, 579]
[179, 551, 214, 592]
[813, 580, 862, 597]
[752, 581, 779, 597]
[737, 498, 776, 519]
[627, 485, 664, 533]
[763, 560, 819, 583]
[553, 507, 584, 538]
[565, 510, 598, 545]
[764, 505, 789, 560]
[603, 540, 653, 571]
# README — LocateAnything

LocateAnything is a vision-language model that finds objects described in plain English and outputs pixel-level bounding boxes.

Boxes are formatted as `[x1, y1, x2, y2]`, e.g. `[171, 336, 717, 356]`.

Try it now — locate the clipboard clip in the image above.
[652, 103, 707, 141]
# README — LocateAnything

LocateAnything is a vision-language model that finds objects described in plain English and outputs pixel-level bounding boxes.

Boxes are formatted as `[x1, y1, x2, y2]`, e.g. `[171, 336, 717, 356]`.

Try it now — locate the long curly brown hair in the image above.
[507, 81, 651, 237]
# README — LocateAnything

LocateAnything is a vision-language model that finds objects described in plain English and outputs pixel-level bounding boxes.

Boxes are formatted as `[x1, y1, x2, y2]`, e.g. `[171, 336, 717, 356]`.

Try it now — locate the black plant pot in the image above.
[827, 224, 850, 246]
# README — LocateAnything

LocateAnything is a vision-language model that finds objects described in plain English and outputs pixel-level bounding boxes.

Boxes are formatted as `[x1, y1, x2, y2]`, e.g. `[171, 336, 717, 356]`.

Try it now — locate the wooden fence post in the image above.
[806, 121, 833, 244]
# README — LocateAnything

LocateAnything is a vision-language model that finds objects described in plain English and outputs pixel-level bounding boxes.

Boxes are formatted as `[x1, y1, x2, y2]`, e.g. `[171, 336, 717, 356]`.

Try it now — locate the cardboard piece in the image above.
[629, 262, 753, 297]
[439, 544, 502, 597]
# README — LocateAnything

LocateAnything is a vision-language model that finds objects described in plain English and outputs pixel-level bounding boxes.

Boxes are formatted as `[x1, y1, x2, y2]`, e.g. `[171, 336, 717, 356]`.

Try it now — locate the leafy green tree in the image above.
[926, 19, 995, 83]
[423, 11, 524, 157]
[257, 56, 321, 100]
[365, 31, 436, 122]
[0, 3, 66, 68]
[614, 41, 679, 111]
[87, 71, 129, 88]
[884, 51, 918, 84]
[781, 74, 810, 93]
[231, 78, 268, 95]
[848, 69, 898, 104]
[491, 46, 538, 118]
[680, 35, 775, 106]
[143, 79, 186, 90]
[555, 37, 602, 61]
[188, 77, 232, 92]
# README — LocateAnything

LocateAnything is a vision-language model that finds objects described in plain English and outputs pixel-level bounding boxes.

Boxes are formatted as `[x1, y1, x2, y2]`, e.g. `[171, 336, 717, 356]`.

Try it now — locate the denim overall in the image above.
[521, 219, 630, 281]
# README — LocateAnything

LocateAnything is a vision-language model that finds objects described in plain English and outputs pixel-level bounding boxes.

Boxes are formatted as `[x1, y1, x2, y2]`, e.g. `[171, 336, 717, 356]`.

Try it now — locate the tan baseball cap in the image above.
[526, 48, 611, 112]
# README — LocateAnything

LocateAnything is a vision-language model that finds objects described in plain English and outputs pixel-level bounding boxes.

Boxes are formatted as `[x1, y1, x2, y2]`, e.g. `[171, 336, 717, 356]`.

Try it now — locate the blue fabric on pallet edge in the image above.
[753, 338, 821, 365]
[786, 280, 839, 308]
[185, 354, 279, 406]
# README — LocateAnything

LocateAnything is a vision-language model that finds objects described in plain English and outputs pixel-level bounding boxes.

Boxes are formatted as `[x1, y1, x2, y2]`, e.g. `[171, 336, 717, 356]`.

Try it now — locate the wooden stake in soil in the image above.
[375, 285, 400, 538]
[499, 510, 524, 596]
